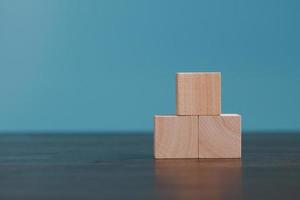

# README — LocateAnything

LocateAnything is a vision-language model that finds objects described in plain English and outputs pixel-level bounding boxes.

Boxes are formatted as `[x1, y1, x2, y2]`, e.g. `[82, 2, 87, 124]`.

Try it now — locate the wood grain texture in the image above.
[198, 114, 241, 158]
[154, 115, 198, 159]
[176, 72, 221, 115]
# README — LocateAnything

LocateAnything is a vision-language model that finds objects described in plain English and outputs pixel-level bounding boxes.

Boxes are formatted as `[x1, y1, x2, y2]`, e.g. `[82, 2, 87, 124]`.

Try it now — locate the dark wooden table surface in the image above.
[0, 133, 299, 200]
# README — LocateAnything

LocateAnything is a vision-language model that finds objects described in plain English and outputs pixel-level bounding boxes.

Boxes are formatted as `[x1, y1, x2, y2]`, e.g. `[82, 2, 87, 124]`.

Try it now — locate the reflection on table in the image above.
[155, 159, 241, 200]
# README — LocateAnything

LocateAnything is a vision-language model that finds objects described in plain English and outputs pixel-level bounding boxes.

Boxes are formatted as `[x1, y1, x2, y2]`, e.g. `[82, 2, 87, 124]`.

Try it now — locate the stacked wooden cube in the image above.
[154, 72, 241, 159]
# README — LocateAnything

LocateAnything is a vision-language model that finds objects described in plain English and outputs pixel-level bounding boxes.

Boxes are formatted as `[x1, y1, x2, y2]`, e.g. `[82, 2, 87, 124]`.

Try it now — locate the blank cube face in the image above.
[154, 115, 198, 159]
[176, 72, 221, 115]
[198, 114, 241, 158]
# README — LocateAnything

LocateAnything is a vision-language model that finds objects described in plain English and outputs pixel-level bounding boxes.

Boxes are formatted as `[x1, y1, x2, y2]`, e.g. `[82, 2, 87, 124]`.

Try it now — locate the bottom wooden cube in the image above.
[198, 114, 241, 158]
[154, 115, 198, 159]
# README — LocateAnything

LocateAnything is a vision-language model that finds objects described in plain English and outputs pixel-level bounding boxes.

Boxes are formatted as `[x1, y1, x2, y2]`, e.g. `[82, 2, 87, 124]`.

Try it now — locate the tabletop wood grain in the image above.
[0, 132, 299, 200]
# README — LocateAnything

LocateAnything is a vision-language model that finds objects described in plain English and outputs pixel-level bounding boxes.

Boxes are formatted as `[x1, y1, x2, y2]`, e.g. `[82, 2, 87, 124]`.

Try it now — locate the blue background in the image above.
[0, 0, 299, 132]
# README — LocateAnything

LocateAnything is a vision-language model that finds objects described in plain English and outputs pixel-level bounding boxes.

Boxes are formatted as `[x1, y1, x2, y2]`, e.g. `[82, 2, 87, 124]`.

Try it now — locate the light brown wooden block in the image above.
[176, 72, 221, 115]
[154, 115, 198, 159]
[198, 114, 241, 158]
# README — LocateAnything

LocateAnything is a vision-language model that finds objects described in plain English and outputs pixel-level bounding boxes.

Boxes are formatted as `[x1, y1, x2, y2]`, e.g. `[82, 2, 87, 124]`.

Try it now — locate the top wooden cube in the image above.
[176, 72, 221, 115]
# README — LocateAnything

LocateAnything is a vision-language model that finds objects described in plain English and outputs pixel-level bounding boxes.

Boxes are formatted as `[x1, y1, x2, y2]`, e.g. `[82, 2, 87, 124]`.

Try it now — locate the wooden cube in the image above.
[176, 72, 221, 115]
[154, 115, 198, 159]
[198, 114, 241, 158]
